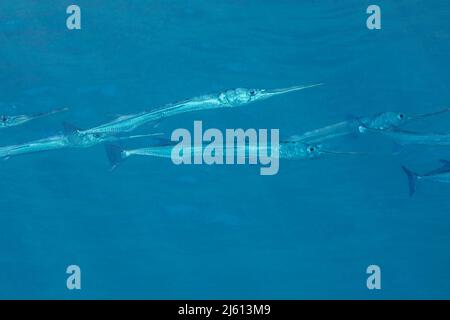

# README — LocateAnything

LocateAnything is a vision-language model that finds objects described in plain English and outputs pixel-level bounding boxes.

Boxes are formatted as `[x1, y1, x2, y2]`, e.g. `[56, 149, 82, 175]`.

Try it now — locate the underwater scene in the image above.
[0, 0, 450, 299]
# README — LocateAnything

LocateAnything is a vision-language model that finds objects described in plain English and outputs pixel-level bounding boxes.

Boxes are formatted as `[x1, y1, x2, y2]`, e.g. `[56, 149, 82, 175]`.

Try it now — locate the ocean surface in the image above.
[1, 0, 450, 299]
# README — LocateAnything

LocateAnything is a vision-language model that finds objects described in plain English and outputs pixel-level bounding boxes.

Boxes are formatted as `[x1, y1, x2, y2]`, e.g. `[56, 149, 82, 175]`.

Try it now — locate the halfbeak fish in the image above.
[80, 83, 322, 136]
[287, 107, 450, 144]
[0, 131, 163, 160]
[0, 107, 68, 128]
[104, 139, 364, 170]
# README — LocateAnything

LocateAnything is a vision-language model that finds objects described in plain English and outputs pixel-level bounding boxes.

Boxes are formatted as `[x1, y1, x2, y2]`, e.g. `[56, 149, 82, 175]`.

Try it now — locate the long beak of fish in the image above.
[320, 149, 367, 156]
[408, 107, 450, 122]
[260, 83, 324, 99]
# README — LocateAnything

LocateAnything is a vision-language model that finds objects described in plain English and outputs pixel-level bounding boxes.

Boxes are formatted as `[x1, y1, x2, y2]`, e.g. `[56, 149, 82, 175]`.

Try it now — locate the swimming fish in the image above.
[104, 140, 362, 170]
[0, 135, 70, 160]
[79, 84, 322, 136]
[0, 129, 162, 160]
[288, 107, 450, 143]
[402, 160, 450, 196]
[0, 107, 68, 128]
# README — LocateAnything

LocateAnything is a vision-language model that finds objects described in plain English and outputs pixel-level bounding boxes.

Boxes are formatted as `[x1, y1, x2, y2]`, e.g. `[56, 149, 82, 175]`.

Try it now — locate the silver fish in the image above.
[80, 84, 322, 135]
[288, 107, 450, 144]
[0, 107, 68, 128]
[0, 135, 70, 160]
[0, 131, 162, 160]
[105, 140, 362, 170]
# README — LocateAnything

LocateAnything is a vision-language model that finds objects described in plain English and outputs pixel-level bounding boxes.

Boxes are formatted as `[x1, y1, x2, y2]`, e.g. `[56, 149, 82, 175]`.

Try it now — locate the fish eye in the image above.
[308, 146, 315, 152]
[398, 113, 405, 120]
[249, 90, 256, 96]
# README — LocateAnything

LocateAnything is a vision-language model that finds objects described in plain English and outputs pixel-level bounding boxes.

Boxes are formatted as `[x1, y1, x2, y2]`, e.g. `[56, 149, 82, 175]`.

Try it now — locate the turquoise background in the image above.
[0, 1, 450, 299]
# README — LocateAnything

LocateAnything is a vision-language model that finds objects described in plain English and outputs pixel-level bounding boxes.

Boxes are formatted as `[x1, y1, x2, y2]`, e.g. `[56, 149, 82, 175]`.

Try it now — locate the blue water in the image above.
[1, 0, 450, 299]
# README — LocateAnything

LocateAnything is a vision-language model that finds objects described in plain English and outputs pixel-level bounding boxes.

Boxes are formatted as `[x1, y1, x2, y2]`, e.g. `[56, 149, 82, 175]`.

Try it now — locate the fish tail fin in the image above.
[105, 144, 128, 170]
[401, 166, 419, 196]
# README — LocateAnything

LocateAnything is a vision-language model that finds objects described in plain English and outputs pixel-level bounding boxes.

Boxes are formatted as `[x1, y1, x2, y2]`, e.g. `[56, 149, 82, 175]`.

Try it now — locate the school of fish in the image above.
[1, 84, 450, 196]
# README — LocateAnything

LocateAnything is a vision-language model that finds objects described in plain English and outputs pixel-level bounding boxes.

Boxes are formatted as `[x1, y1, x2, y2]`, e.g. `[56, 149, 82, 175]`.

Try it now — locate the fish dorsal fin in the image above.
[114, 114, 136, 122]
[62, 122, 81, 136]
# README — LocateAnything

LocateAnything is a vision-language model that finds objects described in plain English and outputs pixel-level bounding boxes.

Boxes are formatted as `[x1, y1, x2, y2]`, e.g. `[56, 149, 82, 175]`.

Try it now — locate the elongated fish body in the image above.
[288, 121, 357, 143]
[287, 108, 449, 144]
[0, 108, 68, 129]
[0, 115, 30, 128]
[105, 141, 324, 170]
[81, 95, 223, 135]
[81, 84, 322, 135]
[287, 113, 405, 143]
[0, 131, 160, 160]
[125, 144, 280, 159]
[126, 145, 203, 159]
[127, 144, 294, 160]
[0, 134, 102, 159]
[0, 135, 70, 159]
